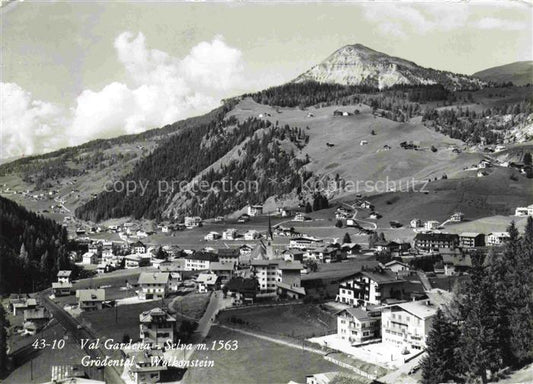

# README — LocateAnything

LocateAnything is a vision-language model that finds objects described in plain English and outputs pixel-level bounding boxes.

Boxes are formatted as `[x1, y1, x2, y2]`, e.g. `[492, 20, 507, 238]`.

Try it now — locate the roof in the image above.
[224, 277, 258, 293]
[186, 252, 219, 262]
[358, 269, 404, 284]
[77, 289, 105, 302]
[425, 288, 454, 308]
[197, 273, 219, 284]
[138, 272, 169, 285]
[251, 259, 303, 270]
[338, 307, 378, 322]
[392, 300, 438, 319]
[57, 270, 72, 277]
[132, 241, 146, 247]
[217, 248, 240, 257]
[385, 260, 409, 268]
[489, 232, 510, 237]
[276, 281, 306, 295]
[250, 259, 279, 266]
[139, 307, 176, 323]
[210, 261, 235, 271]
[414, 233, 459, 242]
[460, 232, 483, 237]
[278, 261, 303, 270]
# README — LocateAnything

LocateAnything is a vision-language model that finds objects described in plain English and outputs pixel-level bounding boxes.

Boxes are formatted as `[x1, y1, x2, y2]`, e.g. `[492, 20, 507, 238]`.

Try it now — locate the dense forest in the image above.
[0, 196, 74, 293]
[188, 123, 311, 218]
[423, 100, 532, 144]
[74, 110, 310, 221]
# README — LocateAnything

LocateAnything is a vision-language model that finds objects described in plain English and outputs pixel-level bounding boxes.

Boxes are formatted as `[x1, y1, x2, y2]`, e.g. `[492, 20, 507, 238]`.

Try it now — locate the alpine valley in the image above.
[0, 43, 532, 227]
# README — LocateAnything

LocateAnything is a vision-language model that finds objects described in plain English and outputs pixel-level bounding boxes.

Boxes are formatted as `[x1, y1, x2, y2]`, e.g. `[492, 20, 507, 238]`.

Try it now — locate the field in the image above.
[217, 303, 337, 339]
[80, 292, 210, 343]
[229, 98, 483, 190]
[183, 325, 355, 384]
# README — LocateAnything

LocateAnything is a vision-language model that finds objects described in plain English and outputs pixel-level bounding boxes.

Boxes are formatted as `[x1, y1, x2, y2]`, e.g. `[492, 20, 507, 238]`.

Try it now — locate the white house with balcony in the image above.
[137, 272, 169, 300]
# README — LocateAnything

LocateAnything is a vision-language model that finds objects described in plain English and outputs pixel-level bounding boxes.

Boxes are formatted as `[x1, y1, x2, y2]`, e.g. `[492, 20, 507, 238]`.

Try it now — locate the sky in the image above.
[1, 0, 532, 160]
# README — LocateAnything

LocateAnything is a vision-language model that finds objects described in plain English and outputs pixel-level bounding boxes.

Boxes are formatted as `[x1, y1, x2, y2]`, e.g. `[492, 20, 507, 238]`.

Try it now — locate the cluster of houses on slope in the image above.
[7, 295, 51, 336]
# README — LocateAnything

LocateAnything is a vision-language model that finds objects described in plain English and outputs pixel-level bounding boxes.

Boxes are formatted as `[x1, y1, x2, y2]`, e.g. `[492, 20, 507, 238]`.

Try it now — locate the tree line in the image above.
[422, 219, 533, 384]
[0, 196, 77, 294]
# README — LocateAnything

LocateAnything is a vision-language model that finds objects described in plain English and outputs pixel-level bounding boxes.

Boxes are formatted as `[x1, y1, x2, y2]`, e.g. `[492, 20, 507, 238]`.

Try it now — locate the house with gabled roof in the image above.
[337, 307, 381, 345]
[209, 261, 236, 282]
[196, 273, 220, 293]
[139, 307, 176, 348]
[76, 289, 105, 311]
[336, 268, 405, 306]
[381, 290, 453, 351]
[487, 232, 510, 246]
[137, 272, 169, 300]
[57, 270, 72, 284]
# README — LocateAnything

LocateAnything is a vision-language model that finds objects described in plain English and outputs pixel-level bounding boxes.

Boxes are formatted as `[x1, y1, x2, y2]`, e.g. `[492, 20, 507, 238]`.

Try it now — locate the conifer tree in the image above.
[343, 233, 351, 244]
[421, 309, 460, 384]
[0, 305, 8, 376]
[458, 252, 503, 383]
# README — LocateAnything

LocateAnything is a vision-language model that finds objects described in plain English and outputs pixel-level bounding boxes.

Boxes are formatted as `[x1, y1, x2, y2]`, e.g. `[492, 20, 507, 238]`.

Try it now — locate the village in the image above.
[4, 197, 532, 384]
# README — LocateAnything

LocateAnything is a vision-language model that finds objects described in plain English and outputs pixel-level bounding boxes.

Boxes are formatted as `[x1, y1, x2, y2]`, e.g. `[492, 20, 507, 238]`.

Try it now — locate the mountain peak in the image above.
[294, 44, 484, 91]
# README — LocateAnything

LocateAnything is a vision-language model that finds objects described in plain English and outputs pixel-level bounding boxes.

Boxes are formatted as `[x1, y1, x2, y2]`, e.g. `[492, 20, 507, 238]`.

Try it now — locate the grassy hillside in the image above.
[0, 84, 530, 223]
[473, 61, 533, 86]
[229, 98, 483, 195]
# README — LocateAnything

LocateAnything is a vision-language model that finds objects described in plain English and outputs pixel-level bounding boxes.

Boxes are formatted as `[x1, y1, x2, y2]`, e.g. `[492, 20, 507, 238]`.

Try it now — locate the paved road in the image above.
[38, 292, 125, 384]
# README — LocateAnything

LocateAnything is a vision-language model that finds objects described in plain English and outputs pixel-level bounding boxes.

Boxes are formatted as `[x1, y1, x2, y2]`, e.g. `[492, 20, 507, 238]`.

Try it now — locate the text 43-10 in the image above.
[32, 339, 66, 350]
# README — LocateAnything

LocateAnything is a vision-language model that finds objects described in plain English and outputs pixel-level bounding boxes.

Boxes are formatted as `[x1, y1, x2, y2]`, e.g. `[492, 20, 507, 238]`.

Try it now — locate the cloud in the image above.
[1, 82, 68, 159]
[475, 17, 527, 31]
[1, 33, 249, 159]
[69, 32, 245, 145]
[363, 4, 470, 38]
[363, 4, 525, 37]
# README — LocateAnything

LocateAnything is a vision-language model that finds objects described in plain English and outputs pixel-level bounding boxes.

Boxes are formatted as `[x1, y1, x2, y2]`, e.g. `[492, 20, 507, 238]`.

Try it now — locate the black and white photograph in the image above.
[0, 1, 532, 383]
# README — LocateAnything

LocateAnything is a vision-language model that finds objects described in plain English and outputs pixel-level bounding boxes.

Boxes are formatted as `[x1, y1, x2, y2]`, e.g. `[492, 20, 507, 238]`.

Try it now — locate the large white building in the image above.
[336, 270, 405, 307]
[381, 290, 452, 351]
[289, 236, 323, 249]
[184, 216, 202, 228]
[184, 252, 219, 271]
[251, 260, 304, 297]
[137, 272, 169, 300]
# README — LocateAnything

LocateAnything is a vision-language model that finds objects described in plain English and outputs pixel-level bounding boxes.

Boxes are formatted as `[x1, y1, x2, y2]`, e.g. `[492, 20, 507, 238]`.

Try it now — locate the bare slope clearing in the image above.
[229, 98, 482, 192]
